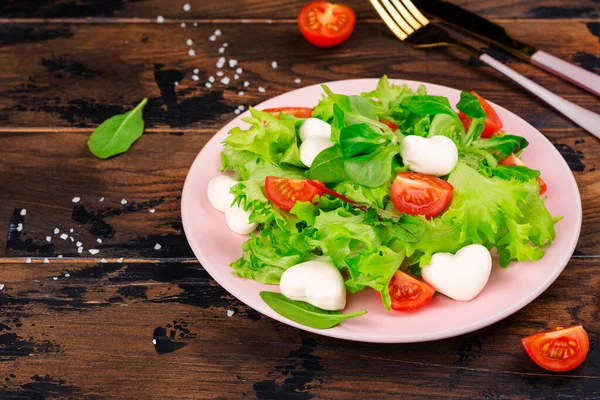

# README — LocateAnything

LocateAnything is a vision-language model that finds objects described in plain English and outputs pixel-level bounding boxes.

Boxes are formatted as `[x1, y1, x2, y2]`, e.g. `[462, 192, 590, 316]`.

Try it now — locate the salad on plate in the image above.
[206, 76, 560, 328]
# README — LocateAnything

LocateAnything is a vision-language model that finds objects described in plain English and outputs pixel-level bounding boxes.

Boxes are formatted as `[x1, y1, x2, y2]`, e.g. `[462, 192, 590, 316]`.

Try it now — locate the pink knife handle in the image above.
[531, 50, 600, 97]
[480, 54, 600, 139]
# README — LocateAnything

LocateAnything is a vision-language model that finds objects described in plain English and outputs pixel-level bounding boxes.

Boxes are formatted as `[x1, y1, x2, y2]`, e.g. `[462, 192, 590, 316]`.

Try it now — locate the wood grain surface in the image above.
[0, 0, 599, 399]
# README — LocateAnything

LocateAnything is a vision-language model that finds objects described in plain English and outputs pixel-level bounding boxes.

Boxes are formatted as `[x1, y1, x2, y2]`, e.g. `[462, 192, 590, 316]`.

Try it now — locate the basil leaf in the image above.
[493, 165, 540, 182]
[260, 291, 367, 329]
[401, 95, 458, 119]
[307, 145, 349, 183]
[456, 92, 486, 118]
[471, 135, 529, 159]
[343, 147, 398, 188]
[88, 98, 148, 159]
[339, 124, 387, 158]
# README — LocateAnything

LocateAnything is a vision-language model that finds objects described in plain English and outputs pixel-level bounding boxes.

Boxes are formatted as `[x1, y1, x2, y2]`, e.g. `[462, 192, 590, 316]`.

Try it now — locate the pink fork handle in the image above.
[479, 54, 600, 140]
[531, 50, 600, 97]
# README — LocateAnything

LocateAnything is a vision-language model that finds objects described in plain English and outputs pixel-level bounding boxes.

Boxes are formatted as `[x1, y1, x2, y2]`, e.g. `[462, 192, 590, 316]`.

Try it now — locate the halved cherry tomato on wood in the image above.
[388, 270, 435, 311]
[458, 91, 502, 138]
[390, 172, 453, 219]
[297, 2, 356, 48]
[263, 107, 313, 119]
[499, 154, 547, 195]
[379, 118, 398, 131]
[521, 325, 589, 372]
[265, 176, 324, 211]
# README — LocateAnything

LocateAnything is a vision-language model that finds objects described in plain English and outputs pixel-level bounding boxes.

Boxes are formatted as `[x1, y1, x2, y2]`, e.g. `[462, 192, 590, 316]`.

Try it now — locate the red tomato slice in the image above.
[379, 117, 398, 131]
[262, 107, 313, 119]
[458, 91, 503, 138]
[390, 172, 453, 219]
[265, 176, 324, 211]
[521, 325, 589, 372]
[499, 154, 547, 195]
[389, 270, 435, 311]
[297, 2, 356, 48]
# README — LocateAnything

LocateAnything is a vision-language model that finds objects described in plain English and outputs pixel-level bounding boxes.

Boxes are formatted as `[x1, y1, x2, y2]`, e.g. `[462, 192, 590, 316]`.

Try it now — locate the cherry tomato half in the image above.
[458, 91, 502, 139]
[390, 172, 453, 219]
[499, 154, 547, 195]
[389, 270, 435, 311]
[262, 107, 313, 119]
[297, 2, 356, 48]
[521, 325, 589, 372]
[265, 176, 324, 211]
[379, 117, 398, 131]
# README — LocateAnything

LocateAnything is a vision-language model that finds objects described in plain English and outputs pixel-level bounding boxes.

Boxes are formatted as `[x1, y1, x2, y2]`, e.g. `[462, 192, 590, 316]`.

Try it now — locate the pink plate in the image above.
[181, 79, 582, 343]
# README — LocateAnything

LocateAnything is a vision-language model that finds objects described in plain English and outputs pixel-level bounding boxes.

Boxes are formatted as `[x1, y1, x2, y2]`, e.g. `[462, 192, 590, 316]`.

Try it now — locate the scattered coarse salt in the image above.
[101, 258, 108, 263]
[89, 249, 100, 255]
[70, 236, 74, 242]
[54, 228, 60, 234]
[216, 71, 224, 77]
[228, 59, 238, 68]
[186, 39, 193, 46]
[174, 81, 179, 86]
[227, 309, 235, 317]
[149, 209, 156, 213]
[223, 42, 228, 47]
[294, 78, 302, 84]
[70, 228, 74, 233]
[154, 243, 162, 250]
[214, 29, 222, 36]
[188, 49, 196, 56]
[205, 82, 212, 88]
[20, 209, 26, 216]
[44, 258, 50, 264]
[192, 75, 199, 81]
[0, 284, 4, 291]
[121, 199, 127, 205]
[218, 47, 225, 54]
[221, 76, 231, 85]
[72, 197, 81, 203]
[183, 3, 191, 11]
[152, 339, 157, 345]
[193, 22, 197, 27]
[258, 86, 266, 93]
[64, 273, 70, 278]
[26, 258, 31, 263]
[46, 236, 51, 242]
[53, 277, 58, 281]
[234, 74, 239, 80]
[238, 91, 244, 96]
[208, 76, 215, 83]
[98, 197, 104, 202]
[238, 105, 245, 110]
[60, 233, 68, 240]
[117, 257, 124, 263]
[181, 22, 186, 28]
[78, 247, 83, 254]
[236, 67, 242, 74]
[156, 16, 165, 23]
[218, 56, 226, 64]
[58, 255, 63, 258]
[97, 238, 103, 244]
[244, 81, 250, 87]
[193, 68, 199, 74]
[271, 61, 278, 69]
[209, 35, 216, 41]
[76, 241, 82, 247]
[16, 223, 23, 232]
[234, 109, 241, 115]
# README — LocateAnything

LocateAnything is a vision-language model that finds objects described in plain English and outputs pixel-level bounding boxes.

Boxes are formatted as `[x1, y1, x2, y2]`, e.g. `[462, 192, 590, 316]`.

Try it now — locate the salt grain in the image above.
[154, 243, 162, 250]
[0, 284, 4, 291]
[181, 22, 186, 28]
[192, 75, 199, 81]
[60, 234, 68, 240]
[216, 71, 224, 77]
[238, 91, 244, 96]
[26, 258, 31, 263]
[227, 310, 235, 317]
[44, 258, 50, 264]
[238, 105, 245, 110]
[78, 247, 83, 254]
[205, 82, 212, 88]
[193, 68, 200, 74]
[157, 16, 165, 23]
[72, 197, 81, 203]
[53, 277, 58, 281]
[236, 67, 242, 74]
[214, 29, 222, 36]
[244, 81, 250, 87]
[76, 241, 82, 247]
[271, 61, 278, 69]
[20, 209, 26, 216]
[221, 76, 231, 85]
[258, 86, 266, 93]
[16, 223, 23, 232]
[193, 22, 197, 26]
[209, 35, 216, 41]
[152, 339, 157, 345]
[97, 238, 103, 244]
[57, 255, 63, 258]
[89, 249, 100, 255]
[208, 76, 215, 83]
[174, 81, 179, 86]
[294, 78, 302, 84]
[101, 258, 108, 263]
[54, 228, 60, 234]
[121, 199, 127, 205]
[117, 257, 124, 263]
[64, 273, 70, 278]
[228, 59, 238, 68]
[46, 236, 51, 242]
[186, 39, 193, 46]
[234, 74, 239, 80]
[218, 47, 225, 54]
[183, 3, 191, 11]
[70, 236, 74, 242]
[234, 109, 241, 115]
[218, 56, 225, 64]
[149, 209, 156, 213]
[70, 228, 74, 233]
[98, 197, 104, 202]
[188, 49, 196, 56]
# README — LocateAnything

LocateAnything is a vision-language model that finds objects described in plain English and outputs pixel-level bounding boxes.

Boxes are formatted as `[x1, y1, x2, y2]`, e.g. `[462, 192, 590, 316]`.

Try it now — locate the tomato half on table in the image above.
[388, 270, 435, 311]
[390, 172, 453, 219]
[499, 154, 547, 195]
[458, 91, 502, 139]
[263, 107, 313, 119]
[521, 325, 589, 372]
[265, 176, 324, 211]
[297, 2, 356, 48]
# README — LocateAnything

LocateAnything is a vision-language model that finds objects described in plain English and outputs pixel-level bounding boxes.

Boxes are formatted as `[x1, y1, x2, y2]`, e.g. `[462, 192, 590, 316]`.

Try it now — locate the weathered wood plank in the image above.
[0, 0, 598, 20]
[0, 258, 598, 399]
[0, 22, 598, 130]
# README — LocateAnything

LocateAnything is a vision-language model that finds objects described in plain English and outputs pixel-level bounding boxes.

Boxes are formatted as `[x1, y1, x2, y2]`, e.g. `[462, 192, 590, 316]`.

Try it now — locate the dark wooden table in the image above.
[0, 1, 599, 398]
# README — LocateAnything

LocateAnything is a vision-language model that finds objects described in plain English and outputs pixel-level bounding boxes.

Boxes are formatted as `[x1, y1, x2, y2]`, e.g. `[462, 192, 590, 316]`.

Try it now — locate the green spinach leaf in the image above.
[456, 92, 486, 118]
[307, 145, 350, 183]
[343, 146, 398, 188]
[493, 165, 540, 182]
[471, 135, 529, 159]
[401, 95, 458, 119]
[88, 98, 148, 159]
[321, 85, 388, 131]
[339, 124, 388, 158]
[260, 291, 367, 329]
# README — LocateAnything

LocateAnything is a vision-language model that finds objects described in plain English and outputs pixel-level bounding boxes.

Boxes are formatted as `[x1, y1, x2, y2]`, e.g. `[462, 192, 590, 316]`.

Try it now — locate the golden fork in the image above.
[370, 0, 600, 138]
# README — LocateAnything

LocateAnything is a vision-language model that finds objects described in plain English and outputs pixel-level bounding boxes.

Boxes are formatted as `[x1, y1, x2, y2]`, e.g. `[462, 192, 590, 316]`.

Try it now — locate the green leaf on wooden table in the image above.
[456, 91, 486, 119]
[260, 291, 367, 329]
[87, 98, 148, 159]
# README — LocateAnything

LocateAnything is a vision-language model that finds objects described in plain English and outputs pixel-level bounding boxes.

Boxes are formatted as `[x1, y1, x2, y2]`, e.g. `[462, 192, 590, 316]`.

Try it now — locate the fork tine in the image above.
[390, 0, 421, 30]
[370, 0, 408, 40]
[381, 0, 415, 36]
[400, 0, 430, 26]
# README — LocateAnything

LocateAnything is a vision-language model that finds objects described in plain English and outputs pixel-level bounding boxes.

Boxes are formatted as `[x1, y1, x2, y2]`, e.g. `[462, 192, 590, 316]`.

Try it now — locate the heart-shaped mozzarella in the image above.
[421, 244, 492, 302]
[207, 175, 237, 212]
[400, 135, 458, 176]
[300, 137, 333, 168]
[299, 117, 332, 142]
[279, 261, 346, 310]
[224, 202, 258, 235]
